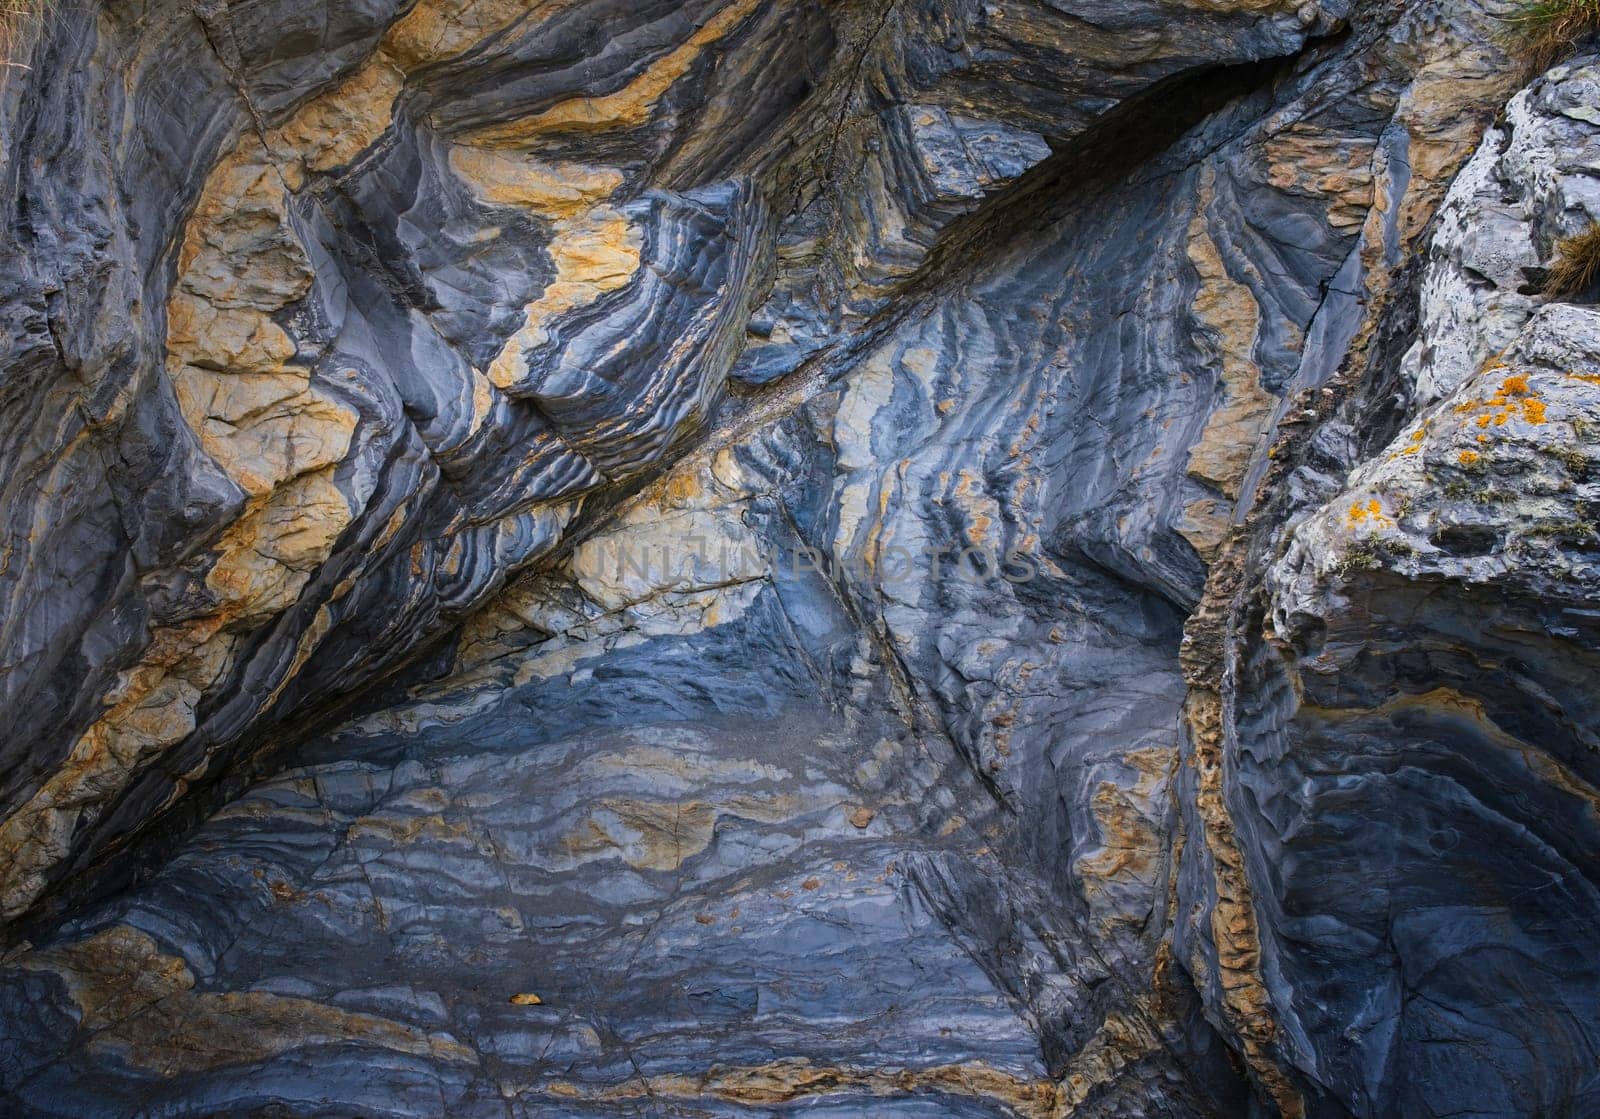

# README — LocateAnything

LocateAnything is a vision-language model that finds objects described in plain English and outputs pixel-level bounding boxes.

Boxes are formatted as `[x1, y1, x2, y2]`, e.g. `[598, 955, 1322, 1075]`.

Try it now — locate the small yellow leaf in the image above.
[509, 993, 543, 1006]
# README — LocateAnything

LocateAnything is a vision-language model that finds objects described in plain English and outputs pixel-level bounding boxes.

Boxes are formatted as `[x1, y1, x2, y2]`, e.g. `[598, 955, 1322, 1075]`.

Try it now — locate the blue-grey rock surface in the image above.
[0, 0, 1596, 1115]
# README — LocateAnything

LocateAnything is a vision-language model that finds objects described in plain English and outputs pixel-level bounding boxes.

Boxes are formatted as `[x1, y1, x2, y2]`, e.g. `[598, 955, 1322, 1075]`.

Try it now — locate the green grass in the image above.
[1546, 223, 1600, 299]
[1503, 0, 1600, 70]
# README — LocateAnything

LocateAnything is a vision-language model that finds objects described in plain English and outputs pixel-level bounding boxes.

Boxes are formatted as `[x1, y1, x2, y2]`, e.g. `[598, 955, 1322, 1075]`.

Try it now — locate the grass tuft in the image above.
[1503, 0, 1600, 70]
[1, 0, 45, 70]
[1546, 223, 1600, 299]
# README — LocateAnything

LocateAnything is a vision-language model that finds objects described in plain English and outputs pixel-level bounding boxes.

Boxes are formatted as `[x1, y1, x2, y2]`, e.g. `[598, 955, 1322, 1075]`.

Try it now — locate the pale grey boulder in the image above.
[1406, 55, 1600, 403]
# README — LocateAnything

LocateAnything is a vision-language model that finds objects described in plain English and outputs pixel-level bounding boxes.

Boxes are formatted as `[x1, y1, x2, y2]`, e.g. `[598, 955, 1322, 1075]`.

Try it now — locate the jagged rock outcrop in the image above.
[0, 0, 1596, 1116]
[1189, 51, 1600, 1119]
[1406, 54, 1600, 402]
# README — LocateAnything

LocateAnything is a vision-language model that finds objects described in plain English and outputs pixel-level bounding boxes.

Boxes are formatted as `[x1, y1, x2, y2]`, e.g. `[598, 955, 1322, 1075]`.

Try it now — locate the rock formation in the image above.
[0, 0, 1596, 1114]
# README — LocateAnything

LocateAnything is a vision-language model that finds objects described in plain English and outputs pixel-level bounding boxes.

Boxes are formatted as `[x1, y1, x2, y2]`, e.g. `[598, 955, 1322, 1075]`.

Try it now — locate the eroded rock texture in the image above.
[0, 0, 1596, 1115]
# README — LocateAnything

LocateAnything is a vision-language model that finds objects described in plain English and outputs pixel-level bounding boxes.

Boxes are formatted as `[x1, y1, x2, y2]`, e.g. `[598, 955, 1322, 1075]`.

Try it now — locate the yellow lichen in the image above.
[1393, 424, 1429, 458]
[1453, 372, 1548, 431]
[1346, 497, 1395, 530]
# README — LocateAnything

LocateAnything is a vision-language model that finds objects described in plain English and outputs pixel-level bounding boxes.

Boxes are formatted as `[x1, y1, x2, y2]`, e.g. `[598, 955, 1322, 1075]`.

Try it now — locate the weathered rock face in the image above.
[1243, 58, 1600, 1116]
[0, 0, 1596, 1115]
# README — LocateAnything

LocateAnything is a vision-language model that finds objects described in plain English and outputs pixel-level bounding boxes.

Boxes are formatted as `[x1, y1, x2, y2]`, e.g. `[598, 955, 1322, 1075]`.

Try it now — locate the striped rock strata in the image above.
[0, 1, 1597, 1117]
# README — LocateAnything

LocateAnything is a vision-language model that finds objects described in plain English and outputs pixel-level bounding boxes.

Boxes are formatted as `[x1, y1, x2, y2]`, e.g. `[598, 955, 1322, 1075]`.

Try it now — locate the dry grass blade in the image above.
[1, 0, 47, 69]
[1502, 0, 1600, 69]
[1546, 223, 1600, 299]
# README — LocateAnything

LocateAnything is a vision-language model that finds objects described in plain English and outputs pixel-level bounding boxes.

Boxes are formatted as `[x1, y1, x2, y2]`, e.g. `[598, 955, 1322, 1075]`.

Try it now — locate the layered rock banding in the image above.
[0, 0, 1597, 1115]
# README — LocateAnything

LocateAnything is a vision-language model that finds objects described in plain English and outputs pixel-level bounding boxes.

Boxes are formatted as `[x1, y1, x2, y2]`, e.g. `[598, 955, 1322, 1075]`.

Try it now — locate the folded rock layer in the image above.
[0, 0, 1596, 1115]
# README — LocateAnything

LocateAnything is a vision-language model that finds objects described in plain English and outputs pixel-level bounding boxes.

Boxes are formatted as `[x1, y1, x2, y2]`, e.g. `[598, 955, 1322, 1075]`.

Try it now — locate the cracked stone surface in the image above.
[0, 0, 1597, 1116]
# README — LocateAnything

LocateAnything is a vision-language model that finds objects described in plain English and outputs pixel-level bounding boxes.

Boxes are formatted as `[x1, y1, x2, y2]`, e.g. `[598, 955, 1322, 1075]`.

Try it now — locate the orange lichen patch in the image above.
[1389, 422, 1429, 459]
[1345, 497, 1394, 530]
[1458, 450, 1480, 466]
[1453, 372, 1549, 430]
[15, 925, 478, 1073]
[509, 992, 544, 1006]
